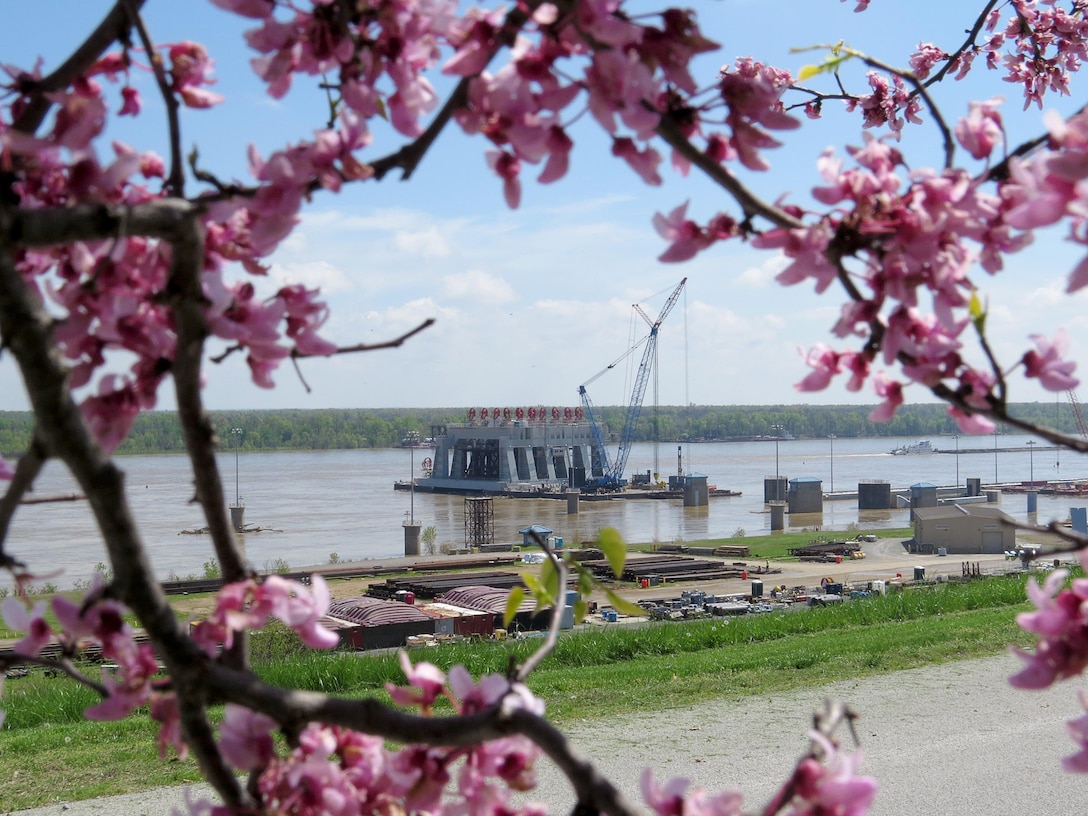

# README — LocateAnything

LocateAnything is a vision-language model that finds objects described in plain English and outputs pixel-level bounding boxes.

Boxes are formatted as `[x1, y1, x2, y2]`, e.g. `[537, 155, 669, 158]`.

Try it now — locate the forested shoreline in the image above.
[0, 402, 1076, 457]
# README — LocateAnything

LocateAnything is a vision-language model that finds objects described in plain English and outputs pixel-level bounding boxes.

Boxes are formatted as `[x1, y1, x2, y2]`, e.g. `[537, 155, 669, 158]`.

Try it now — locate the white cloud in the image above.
[440, 270, 516, 304]
[737, 254, 788, 287]
[269, 259, 352, 294]
[393, 226, 452, 258]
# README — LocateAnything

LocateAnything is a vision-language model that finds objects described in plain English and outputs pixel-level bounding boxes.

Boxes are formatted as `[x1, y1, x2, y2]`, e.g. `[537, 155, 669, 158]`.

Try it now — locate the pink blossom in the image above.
[718, 58, 797, 171]
[118, 85, 141, 116]
[0, 457, 12, 480]
[539, 126, 573, 184]
[909, 43, 947, 80]
[755, 223, 837, 294]
[796, 345, 842, 392]
[220, 704, 278, 770]
[2, 598, 53, 656]
[255, 574, 339, 649]
[443, 9, 504, 77]
[613, 138, 663, 185]
[785, 732, 878, 816]
[487, 150, 522, 208]
[585, 50, 662, 140]
[84, 644, 161, 721]
[947, 406, 995, 435]
[1022, 330, 1079, 391]
[388, 651, 447, 710]
[209, 0, 274, 18]
[641, 768, 745, 816]
[1010, 569, 1088, 689]
[955, 98, 1004, 160]
[150, 693, 188, 760]
[168, 41, 223, 109]
[846, 71, 922, 138]
[654, 201, 712, 262]
[1062, 690, 1088, 772]
[448, 664, 510, 713]
[869, 373, 904, 422]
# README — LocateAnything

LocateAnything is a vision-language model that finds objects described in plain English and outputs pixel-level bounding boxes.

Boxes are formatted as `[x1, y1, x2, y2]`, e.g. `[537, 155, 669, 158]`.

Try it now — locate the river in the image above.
[4, 433, 1087, 590]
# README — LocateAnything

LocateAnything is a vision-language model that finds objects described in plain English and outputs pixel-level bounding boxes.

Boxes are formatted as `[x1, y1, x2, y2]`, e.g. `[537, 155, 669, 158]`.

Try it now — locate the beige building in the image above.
[911, 504, 1016, 554]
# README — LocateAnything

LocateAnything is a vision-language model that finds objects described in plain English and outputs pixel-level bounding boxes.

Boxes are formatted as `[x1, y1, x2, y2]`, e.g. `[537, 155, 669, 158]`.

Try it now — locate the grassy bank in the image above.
[0, 574, 1036, 811]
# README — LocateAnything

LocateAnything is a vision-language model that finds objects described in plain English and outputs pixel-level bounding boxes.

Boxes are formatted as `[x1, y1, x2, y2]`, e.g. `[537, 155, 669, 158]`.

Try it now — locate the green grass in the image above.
[0, 573, 1037, 810]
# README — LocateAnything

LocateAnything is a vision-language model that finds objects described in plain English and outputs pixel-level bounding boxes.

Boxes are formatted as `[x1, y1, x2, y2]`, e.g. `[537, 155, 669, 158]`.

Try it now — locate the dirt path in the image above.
[11, 654, 1085, 816]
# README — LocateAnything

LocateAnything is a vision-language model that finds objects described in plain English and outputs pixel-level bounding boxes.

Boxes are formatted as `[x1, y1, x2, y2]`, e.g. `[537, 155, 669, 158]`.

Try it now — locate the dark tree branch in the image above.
[654, 113, 803, 230]
[921, 0, 1000, 90]
[0, 208, 247, 809]
[295, 318, 437, 357]
[12, 1, 145, 136]
[203, 664, 644, 816]
[0, 435, 46, 552]
[120, 0, 185, 195]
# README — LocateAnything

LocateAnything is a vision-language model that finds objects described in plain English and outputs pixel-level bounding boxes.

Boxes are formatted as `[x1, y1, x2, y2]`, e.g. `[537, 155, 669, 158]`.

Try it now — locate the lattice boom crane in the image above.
[578, 278, 686, 488]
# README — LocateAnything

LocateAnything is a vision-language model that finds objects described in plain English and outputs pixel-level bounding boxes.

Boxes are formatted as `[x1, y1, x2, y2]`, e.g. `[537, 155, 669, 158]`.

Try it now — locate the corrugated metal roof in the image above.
[422, 602, 490, 619]
[438, 585, 537, 615]
[328, 597, 433, 626]
[913, 504, 1015, 521]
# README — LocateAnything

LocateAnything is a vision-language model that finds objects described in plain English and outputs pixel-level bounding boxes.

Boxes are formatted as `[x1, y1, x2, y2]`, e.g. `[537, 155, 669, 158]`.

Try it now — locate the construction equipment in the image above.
[1069, 390, 1088, 438]
[578, 278, 687, 489]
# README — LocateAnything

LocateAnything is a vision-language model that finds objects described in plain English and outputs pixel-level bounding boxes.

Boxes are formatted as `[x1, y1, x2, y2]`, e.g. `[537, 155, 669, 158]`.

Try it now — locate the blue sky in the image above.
[2, 1, 1087, 416]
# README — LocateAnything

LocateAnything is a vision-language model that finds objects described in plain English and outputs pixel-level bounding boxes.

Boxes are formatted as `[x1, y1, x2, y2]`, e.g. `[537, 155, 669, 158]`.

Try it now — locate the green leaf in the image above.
[969, 291, 986, 331]
[796, 53, 851, 81]
[504, 586, 525, 627]
[573, 599, 589, 625]
[540, 556, 559, 606]
[605, 589, 648, 618]
[598, 527, 627, 579]
[521, 571, 554, 609]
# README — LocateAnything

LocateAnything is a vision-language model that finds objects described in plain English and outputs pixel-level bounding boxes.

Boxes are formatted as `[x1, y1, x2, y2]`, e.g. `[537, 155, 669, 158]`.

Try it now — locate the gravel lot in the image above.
[11, 653, 1087, 816]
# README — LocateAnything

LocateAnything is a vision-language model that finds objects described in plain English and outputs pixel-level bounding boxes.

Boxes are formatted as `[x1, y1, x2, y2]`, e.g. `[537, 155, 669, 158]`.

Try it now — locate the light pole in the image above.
[230, 428, 243, 506]
[828, 433, 836, 494]
[1027, 440, 1036, 486]
[771, 424, 785, 501]
[993, 429, 999, 484]
[953, 433, 960, 491]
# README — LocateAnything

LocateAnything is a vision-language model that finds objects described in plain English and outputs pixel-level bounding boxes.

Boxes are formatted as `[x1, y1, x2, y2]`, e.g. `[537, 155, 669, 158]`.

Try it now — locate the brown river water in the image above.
[3, 434, 1085, 590]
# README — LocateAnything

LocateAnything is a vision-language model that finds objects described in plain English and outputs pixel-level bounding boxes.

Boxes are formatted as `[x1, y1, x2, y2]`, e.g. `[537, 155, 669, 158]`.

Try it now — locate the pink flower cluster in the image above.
[1006, 560, 1088, 774]
[1010, 567, 1088, 690]
[206, 654, 547, 816]
[190, 573, 339, 654]
[641, 729, 877, 816]
[844, 71, 922, 139]
[0, 577, 186, 757]
[716, 97, 1078, 428]
[0, 39, 339, 451]
[904, 1, 1088, 110]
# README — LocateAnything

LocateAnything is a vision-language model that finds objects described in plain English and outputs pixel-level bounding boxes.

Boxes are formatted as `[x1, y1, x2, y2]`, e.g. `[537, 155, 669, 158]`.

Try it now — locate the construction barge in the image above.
[393, 409, 739, 499]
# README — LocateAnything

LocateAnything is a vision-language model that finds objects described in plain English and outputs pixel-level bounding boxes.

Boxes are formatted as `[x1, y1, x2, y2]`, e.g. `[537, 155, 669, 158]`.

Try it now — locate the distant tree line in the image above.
[0, 401, 1080, 458]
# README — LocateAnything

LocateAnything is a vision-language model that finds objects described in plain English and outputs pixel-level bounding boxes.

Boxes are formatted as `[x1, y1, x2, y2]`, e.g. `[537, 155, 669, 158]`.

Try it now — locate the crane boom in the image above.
[578, 278, 687, 488]
[1069, 390, 1088, 437]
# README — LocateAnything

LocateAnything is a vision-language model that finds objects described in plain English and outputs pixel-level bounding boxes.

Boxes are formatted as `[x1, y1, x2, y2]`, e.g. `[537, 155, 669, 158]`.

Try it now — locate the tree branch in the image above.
[654, 114, 803, 230]
[120, 0, 185, 195]
[12, 1, 145, 136]
[0, 435, 45, 553]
